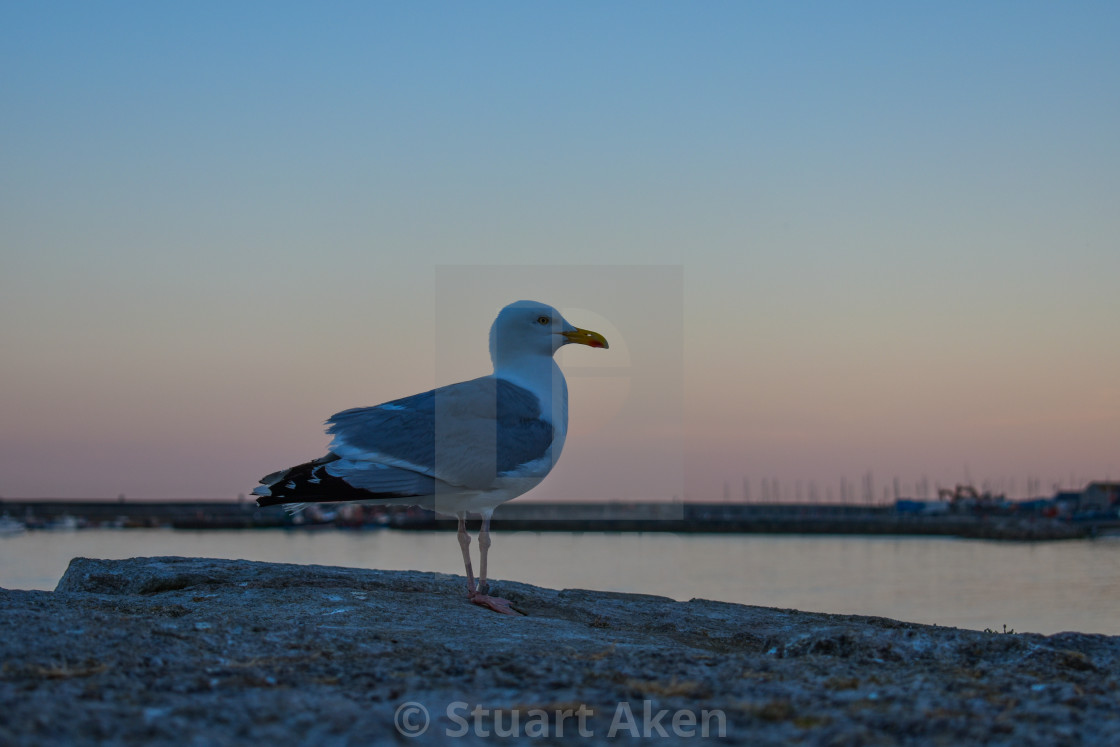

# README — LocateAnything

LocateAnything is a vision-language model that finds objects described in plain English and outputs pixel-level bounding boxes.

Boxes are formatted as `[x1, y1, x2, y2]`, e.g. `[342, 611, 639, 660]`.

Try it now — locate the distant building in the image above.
[1079, 482, 1120, 512]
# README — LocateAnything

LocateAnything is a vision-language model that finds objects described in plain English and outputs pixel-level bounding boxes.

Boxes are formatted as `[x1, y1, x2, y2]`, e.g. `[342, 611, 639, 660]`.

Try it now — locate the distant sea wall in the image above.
[0, 499, 1105, 539]
[0, 499, 279, 529]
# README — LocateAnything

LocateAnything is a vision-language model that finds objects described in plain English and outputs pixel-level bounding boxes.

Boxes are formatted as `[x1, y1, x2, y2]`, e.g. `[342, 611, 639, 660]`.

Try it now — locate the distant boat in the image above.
[0, 516, 26, 536]
[44, 515, 80, 531]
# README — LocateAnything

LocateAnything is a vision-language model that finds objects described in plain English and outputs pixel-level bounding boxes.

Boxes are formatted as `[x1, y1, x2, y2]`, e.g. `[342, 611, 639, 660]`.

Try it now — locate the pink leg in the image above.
[456, 512, 476, 595]
[477, 512, 493, 595]
[468, 511, 520, 616]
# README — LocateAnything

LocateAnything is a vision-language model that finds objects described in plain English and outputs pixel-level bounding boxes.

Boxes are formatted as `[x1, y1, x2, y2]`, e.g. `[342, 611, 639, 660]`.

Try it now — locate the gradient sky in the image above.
[2, 2, 1118, 501]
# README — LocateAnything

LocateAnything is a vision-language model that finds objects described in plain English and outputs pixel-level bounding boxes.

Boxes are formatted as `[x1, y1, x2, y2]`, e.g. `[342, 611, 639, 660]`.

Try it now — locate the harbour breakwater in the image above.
[1, 499, 1107, 540]
[2, 556, 1118, 745]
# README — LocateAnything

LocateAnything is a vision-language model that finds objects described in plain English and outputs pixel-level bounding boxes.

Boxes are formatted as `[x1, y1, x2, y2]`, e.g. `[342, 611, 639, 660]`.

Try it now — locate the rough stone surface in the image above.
[2, 556, 1117, 745]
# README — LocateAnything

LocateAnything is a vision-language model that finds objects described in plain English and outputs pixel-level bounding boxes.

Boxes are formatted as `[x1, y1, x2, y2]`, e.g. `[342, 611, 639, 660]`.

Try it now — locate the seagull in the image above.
[253, 300, 609, 614]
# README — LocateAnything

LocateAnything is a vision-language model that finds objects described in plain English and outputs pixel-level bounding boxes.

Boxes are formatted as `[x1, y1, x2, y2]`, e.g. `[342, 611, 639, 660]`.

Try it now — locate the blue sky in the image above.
[2, 2, 1118, 500]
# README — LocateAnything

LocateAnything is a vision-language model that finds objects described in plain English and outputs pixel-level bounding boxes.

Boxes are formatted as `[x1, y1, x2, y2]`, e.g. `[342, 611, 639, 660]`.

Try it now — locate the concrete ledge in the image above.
[2, 557, 1117, 744]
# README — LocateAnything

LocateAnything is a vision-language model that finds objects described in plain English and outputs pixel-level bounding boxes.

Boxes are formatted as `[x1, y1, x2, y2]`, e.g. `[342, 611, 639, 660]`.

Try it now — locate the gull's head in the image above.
[489, 300, 609, 366]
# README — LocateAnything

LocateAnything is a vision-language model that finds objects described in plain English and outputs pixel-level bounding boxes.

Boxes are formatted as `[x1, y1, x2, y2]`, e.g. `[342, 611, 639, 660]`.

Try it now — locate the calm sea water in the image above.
[2, 528, 1119, 636]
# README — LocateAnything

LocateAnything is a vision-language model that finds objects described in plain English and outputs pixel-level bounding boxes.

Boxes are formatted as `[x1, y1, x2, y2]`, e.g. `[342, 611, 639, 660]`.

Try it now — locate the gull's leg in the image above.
[477, 511, 493, 596]
[456, 511, 476, 595]
[468, 509, 521, 616]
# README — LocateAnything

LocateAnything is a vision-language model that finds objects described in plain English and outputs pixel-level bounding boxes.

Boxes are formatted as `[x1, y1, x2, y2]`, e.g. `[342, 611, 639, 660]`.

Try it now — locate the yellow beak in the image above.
[561, 327, 609, 349]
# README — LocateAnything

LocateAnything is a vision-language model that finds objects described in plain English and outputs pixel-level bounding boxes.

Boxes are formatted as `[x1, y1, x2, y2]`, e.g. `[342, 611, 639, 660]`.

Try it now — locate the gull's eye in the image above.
[536, 315, 551, 325]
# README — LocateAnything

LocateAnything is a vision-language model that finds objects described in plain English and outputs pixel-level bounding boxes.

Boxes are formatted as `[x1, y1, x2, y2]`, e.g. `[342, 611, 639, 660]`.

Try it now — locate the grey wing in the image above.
[325, 376, 556, 489]
[493, 379, 556, 473]
[327, 387, 438, 474]
[323, 459, 438, 495]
